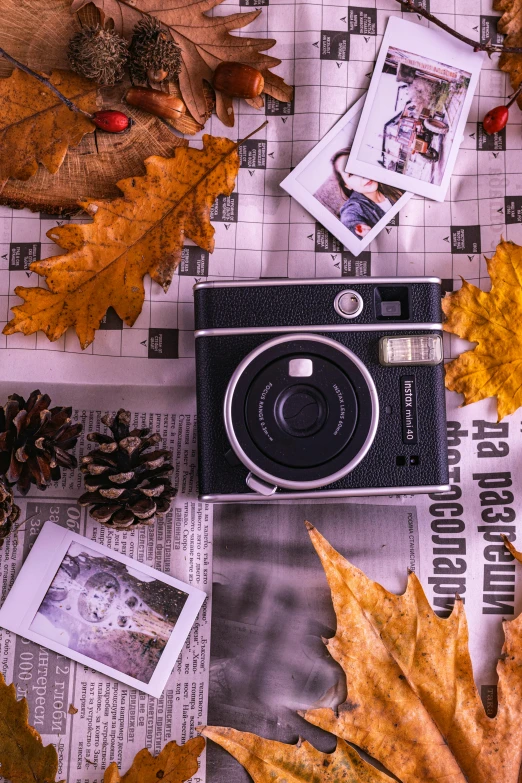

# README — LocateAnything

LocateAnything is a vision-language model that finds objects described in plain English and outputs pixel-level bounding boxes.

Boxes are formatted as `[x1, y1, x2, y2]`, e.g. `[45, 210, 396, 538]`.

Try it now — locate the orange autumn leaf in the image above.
[0, 68, 96, 193]
[4, 133, 240, 349]
[103, 736, 205, 783]
[204, 522, 522, 783]
[200, 727, 393, 782]
[442, 238, 522, 420]
[0, 672, 61, 783]
[70, 0, 293, 126]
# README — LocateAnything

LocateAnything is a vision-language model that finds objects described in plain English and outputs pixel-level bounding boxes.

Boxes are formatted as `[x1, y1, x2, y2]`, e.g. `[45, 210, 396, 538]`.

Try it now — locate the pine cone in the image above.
[79, 410, 176, 530]
[68, 25, 129, 86]
[0, 477, 20, 548]
[0, 391, 82, 495]
[130, 17, 182, 84]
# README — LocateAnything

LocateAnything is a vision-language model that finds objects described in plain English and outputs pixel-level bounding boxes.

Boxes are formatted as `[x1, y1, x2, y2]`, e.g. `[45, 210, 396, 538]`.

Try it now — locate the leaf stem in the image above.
[507, 84, 522, 108]
[238, 120, 268, 144]
[397, 0, 522, 54]
[0, 46, 94, 118]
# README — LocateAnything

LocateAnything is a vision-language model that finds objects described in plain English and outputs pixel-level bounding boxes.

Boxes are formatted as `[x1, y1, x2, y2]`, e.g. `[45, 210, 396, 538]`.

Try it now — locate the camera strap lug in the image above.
[245, 472, 278, 496]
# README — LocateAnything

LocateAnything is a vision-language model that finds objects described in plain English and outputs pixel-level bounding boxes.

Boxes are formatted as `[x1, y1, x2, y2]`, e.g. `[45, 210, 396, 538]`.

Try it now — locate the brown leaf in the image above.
[442, 238, 522, 420]
[502, 534, 522, 562]
[302, 522, 522, 783]
[0, 672, 60, 783]
[200, 727, 393, 782]
[0, 68, 96, 192]
[493, 0, 522, 103]
[70, 0, 293, 125]
[4, 133, 240, 348]
[206, 524, 522, 783]
[103, 736, 205, 783]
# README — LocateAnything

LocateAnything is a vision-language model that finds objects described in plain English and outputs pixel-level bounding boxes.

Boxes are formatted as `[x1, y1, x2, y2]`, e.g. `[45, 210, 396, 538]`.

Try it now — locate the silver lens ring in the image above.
[223, 333, 380, 490]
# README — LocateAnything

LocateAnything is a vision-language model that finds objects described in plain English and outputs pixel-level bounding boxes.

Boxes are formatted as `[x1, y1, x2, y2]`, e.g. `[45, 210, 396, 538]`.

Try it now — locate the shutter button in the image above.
[334, 290, 363, 319]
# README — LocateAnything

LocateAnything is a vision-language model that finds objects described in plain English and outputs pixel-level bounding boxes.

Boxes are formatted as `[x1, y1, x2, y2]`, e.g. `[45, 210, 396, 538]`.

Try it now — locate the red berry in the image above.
[92, 110, 132, 133]
[482, 105, 509, 135]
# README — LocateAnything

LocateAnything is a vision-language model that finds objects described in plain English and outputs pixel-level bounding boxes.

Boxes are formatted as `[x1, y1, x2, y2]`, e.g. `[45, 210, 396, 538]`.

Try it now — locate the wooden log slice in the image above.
[0, 0, 187, 214]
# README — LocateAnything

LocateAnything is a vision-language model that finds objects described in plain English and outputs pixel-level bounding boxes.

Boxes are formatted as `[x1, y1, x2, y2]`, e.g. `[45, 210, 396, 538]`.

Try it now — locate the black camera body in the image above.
[194, 278, 449, 502]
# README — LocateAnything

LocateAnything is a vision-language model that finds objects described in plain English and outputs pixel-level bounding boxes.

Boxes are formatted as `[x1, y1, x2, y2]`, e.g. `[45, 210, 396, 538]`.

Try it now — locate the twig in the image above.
[0, 46, 94, 118]
[397, 0, 522, 55]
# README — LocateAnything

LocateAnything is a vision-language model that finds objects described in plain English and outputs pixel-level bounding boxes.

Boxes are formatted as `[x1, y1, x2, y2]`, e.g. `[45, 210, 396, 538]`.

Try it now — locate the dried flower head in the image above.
[130, 17, 182, 84]
[68, 25, 129, 86]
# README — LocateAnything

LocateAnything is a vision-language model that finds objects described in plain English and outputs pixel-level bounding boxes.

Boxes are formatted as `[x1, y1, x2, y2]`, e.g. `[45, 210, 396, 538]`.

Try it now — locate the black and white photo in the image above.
[0, 522, 206, 697]
[30, 542, 188, 684]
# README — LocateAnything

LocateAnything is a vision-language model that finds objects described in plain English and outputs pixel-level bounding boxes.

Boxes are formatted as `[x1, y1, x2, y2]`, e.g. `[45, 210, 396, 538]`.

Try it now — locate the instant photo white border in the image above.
[280, 95, 412, 256]
[347, 16, 484, 202]
[0, 521, 206, 698]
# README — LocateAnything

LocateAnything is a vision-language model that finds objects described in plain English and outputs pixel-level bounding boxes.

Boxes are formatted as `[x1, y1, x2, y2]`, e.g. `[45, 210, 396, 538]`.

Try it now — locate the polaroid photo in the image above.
[0, 522, 206, 698]
[346, 16, 483, 202]
[280, 95, 412, 257]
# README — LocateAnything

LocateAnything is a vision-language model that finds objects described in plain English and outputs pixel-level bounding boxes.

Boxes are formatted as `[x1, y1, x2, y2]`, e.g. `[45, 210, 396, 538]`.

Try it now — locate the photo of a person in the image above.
[281, 95, 412, 257]
[330, 148, 403, 238]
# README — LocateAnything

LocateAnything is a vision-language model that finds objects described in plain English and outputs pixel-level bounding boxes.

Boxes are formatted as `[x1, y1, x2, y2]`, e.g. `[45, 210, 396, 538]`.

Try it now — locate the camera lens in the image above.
[275, 385, 326, 437]
[244, 353, 358, 468]
[225, 334, 378, 489]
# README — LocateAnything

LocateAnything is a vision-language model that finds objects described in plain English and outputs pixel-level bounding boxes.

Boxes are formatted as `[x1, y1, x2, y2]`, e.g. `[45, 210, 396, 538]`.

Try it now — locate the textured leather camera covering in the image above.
[195, 281, 442, 330]
[196, 330, 448, 497]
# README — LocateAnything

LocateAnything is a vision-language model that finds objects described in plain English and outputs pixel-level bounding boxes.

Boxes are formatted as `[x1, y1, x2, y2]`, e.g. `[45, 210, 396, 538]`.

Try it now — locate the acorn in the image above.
[125, 86, 186, 121]
[92, 110, 133, 133]
[130, 17, 182, 85]
[212, 62, 264, 100]
[148, 67, 169, 85]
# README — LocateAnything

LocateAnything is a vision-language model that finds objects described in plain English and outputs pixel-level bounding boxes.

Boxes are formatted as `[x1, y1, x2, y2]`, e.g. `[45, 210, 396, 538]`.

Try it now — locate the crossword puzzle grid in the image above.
[0, 0, 518, 362]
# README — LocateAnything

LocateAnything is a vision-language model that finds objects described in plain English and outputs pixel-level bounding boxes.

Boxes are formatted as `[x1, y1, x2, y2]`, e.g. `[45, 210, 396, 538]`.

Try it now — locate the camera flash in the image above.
[288, 358, 313, 377]
[379, 335, 443, 366]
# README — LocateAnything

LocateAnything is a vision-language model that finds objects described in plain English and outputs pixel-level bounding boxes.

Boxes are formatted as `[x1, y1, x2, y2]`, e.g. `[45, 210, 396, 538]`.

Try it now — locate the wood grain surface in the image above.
[0, 0, 187, 214]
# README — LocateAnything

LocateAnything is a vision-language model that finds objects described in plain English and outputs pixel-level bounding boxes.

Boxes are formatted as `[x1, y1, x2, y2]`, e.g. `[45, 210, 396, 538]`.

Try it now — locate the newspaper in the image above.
[207, 392, 522, 781]
[0, 383, 211, 782]
[0, 0, 520, 781]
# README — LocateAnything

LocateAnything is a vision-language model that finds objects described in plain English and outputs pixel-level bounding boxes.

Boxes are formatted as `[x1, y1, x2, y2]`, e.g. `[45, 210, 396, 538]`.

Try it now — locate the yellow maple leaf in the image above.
[0, 672, 61, 783]
[442, 238, 522, 420]
[0, 68, 96, 192]
[204, 522, 522, 783]
[199, 727, 393, 782]
[3, 134, 241, 349]
[103, 736, 205, 783]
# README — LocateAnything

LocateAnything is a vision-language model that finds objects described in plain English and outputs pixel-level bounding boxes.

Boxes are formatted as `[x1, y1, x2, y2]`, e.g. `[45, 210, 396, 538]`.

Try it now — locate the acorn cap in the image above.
[68, 25, 129, 86]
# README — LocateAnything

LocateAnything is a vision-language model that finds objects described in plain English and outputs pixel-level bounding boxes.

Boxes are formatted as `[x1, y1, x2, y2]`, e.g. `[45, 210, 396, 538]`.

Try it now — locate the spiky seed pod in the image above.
[0, 391, 82, 495]
[130, 17, 182, 85]
[78, 409, 176, 530]
[0, 478, 20, 549]
[68, 25, 130, 86]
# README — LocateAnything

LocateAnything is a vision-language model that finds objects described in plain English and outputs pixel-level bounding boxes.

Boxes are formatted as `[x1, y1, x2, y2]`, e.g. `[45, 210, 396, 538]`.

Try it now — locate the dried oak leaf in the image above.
[4, 134, 240, 349]
[103, 736, 205, 783]
[0, 68, 96, 193]
[200, 727, 393, 782]
[0, 672, 61, 783]
[442, 237, 522, 420]
[70, 0, 293, 126]
[204, 522, 522, 783]
[494, 0, 522, 104]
